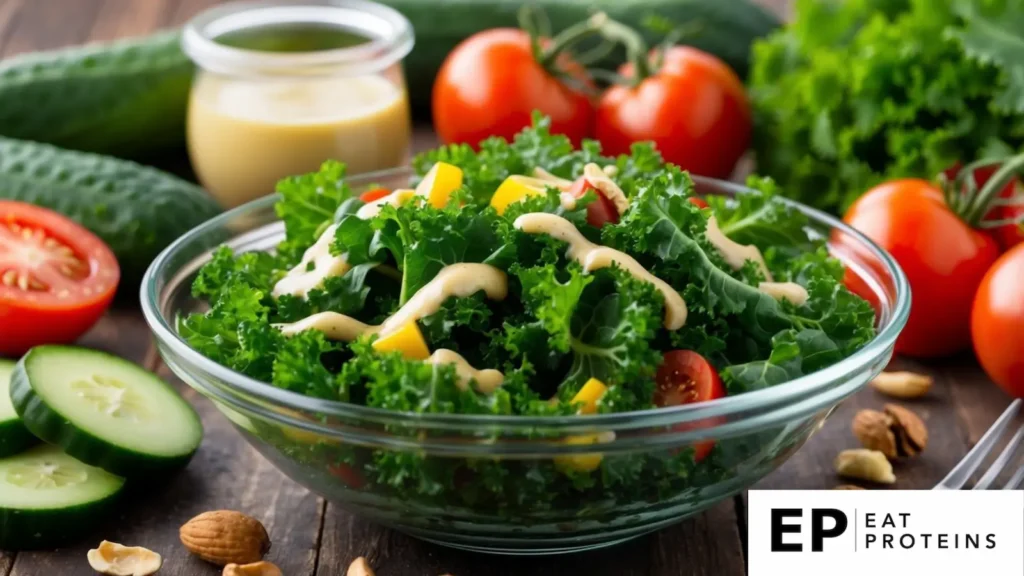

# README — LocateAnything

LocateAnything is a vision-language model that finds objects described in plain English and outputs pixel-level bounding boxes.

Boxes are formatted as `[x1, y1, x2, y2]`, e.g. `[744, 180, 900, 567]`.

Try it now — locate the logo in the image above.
[748, 490, 1023, 576]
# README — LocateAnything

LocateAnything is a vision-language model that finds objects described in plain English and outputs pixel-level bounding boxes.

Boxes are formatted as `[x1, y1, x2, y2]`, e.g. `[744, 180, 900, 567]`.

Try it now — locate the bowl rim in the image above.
[141, 167, 910, 430]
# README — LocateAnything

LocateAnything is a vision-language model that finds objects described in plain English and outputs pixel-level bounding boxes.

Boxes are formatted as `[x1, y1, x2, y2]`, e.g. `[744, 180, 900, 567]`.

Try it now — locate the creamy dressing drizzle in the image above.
[275, 263, 508, 338]
[582, 163, 630, 214]
[272, 223, 350, 298]
[704, 216, 772, 281]
[703, 216, 810, 305]
[757, 281, 810, 306]
[531, 167, 573, 190]
[427, 349, 504, 394]
[513, 213, 688, 330]
[558, 192, 578, 211]
[355, 188, 415, 219]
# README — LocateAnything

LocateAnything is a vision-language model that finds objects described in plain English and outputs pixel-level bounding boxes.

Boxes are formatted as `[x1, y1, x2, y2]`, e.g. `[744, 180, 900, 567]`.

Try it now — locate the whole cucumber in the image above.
[383, 0, 781, 113]
[0, 31, 192, 158]
[0, 137, 221, 281]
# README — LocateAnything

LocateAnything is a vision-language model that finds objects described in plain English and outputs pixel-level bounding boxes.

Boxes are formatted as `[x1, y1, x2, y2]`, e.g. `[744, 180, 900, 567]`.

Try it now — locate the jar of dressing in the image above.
[182, 0, 414, 208]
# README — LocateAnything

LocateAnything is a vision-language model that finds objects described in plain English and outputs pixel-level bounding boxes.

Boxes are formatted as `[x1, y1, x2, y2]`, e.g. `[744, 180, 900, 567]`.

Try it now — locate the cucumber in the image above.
[11, 346, 203, 477]
[0, 31, 192, 158]
[0, 359, 36, 457]
[382, 0, 782, 113]
[0, 136, 221, 281]
[0, 444, 125, 550]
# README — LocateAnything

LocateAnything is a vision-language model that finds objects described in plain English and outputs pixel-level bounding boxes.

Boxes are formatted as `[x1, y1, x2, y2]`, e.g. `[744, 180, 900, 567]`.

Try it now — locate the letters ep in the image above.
[770, 508, 848, 552]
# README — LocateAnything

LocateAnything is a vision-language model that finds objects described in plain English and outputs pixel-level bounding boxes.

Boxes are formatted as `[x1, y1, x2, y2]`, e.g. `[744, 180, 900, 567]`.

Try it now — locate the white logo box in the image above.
[748, 490, 1023, 576]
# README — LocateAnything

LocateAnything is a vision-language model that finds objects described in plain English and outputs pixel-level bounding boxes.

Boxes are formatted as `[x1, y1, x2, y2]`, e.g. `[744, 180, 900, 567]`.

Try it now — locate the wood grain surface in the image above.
[0, 0, 1013, 574]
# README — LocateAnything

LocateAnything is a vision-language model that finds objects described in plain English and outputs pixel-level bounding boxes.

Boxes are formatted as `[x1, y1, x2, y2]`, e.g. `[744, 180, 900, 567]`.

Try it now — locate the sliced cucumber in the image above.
[0, 444, 124, 549]
[11, 346, 203, 477]
[0, 359, 36, 457]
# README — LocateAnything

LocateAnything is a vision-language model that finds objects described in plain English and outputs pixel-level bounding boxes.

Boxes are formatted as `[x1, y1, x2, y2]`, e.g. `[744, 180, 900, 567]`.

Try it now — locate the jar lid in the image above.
[182, 0, 414, 77]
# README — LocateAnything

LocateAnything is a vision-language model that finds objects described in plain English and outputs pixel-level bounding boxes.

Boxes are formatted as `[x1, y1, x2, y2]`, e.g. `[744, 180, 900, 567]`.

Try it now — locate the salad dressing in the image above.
[513, 213, 688, 330]
[582, 163, 630, 214]
[273, 224, 349, 298]
[705, 216, 772, 281]
[427, 349, 504, 394]
[757, 281, 810, 306]
[275, 263, 509, 338]
[356, 188, 415, 219]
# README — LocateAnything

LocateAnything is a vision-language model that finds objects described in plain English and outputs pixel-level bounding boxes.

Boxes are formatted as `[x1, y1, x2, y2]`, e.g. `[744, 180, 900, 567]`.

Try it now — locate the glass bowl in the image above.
[141, 168, 909, 555]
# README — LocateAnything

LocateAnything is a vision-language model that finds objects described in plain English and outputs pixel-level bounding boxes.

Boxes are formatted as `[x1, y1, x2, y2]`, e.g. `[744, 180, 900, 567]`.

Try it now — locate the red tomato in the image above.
[328, 462, 366, 489]
[952, 164, 1024, 252]
[433, 29, 593, 148]
[654, 350, 725, 462]
[359, 188, 391, 203]
[843, 179, 999, 358]
[993, 183, 1024, 251]
[0, 201, 119, 356]
[688, 197, 709, 209]
[596, 47, 751, 179]
[971, 244, 1024, 397]
[569, 176, 619, 227]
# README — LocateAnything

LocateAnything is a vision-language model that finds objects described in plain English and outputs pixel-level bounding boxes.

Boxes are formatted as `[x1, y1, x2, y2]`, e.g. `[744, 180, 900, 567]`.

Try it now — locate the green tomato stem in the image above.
[962, 153, 1024, 227]
[596, 16, 652, 84]
[537, 12, 609, 72]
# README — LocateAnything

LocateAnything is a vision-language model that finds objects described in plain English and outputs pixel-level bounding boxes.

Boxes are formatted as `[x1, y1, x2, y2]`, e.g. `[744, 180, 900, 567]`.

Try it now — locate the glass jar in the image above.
[182, 0, 414, 208]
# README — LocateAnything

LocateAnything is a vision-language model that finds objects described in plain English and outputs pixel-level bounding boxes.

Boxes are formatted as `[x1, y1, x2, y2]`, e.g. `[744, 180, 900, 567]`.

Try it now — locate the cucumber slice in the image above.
[11, 346, 203, 477]
[0, 359, 36, 457]
[0, 444, 124, 549]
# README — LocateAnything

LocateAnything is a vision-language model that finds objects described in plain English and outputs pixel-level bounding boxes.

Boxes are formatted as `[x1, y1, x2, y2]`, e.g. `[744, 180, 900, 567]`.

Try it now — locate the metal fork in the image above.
[935, 399, 1024, 490]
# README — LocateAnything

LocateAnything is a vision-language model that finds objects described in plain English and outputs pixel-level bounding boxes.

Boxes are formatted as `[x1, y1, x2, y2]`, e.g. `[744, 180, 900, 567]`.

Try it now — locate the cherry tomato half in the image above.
[359, 188, 391, 203]
[596, 47, 750, 179]
[433, 29, 593, 148]
[654, 350, 725, 462]
[0, 201, 119, 356]
[570, 176, 619, 228]
[971, 243, 1024, 397]
[843, 179, 999, 357]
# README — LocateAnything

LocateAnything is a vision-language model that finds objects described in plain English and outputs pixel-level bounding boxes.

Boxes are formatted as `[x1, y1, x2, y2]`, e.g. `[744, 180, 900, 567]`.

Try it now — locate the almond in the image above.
[834, 449, 895, 484]
[884, 403, 928, 457]
[224, 561, 283, 576]
[852, 409, 898, 458]
[180, 510, 270, 566]
[870, 371, 932, 399]
[348, 556, 376, 576]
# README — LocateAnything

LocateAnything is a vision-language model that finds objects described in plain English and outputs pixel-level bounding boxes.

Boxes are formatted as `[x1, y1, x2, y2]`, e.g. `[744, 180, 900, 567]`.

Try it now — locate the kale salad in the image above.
[180, 117, 876, 512]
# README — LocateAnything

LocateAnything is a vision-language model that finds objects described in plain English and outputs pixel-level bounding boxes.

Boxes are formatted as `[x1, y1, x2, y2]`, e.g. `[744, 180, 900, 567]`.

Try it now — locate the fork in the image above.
[935, 399, 1024, 490]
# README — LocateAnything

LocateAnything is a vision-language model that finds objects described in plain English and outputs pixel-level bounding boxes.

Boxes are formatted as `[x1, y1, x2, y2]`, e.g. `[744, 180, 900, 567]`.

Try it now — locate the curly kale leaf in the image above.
[275, 161, 353, 262]
[707, 176, 814, 256]
[721, 328, 843, 393]
[192, 246, 284, 299]
[271, 330, 349, 400]
[273, 262, 378, 324]
[343, 340, 513, 415]
[750, 0, 1024, 212]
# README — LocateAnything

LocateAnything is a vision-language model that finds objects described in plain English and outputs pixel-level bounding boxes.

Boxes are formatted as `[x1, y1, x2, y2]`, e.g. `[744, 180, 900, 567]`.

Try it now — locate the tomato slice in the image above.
[570, 177, 620, 228]
[0, 201, 119, 355]
[328, 462, 366, 489]
[654, 350, 725, 462]
[688, 197, 709, 209]
[359, 188, 391, 203]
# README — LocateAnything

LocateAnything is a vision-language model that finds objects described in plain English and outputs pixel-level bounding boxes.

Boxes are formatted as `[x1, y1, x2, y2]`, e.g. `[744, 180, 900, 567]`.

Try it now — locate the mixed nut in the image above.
[833, 370, 932, 487]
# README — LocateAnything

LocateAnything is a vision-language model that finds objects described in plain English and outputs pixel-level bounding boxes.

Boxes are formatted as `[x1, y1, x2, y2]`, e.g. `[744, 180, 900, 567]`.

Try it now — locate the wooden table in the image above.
[0, 1, 1015, 574]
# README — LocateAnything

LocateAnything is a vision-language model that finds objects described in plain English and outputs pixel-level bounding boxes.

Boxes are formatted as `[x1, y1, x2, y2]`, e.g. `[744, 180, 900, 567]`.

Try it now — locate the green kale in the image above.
[275, 160, 354, 262]
[750, 0, 1024, 212]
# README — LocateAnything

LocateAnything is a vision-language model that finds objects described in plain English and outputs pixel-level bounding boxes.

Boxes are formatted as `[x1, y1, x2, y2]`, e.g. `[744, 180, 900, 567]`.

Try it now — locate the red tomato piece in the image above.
[0, 201, 119, 356]
[655, 350, 725, 462]
[433, 29, 593, 148]
[359, 188, 391, 203]
[328, 462, 366, 490]
[569, 176, 619, 227]
[596, 47, 751, 179]
[971, 243, 1024, 397]
[688, 197, 709, 209]
[843, 179, 1000, 358]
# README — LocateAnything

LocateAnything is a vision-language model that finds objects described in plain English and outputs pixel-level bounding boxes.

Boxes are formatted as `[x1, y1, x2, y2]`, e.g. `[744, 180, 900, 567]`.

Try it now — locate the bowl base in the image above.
[409, 531, 652, 556]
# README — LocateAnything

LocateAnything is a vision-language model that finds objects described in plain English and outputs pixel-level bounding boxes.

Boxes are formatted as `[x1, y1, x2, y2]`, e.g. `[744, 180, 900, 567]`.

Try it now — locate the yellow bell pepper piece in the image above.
[571, 378, 608, 415]
[554, 434, 605, 473]
[489, 175, 550, 215]
[372, 321, 431, 360]
[415, 162, 463, 208]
